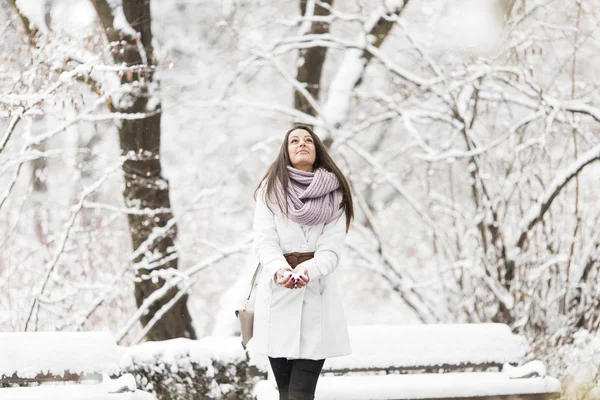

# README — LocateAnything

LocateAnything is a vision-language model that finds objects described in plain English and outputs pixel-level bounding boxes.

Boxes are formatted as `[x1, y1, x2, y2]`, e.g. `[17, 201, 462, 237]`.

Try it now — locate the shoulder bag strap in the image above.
[245, 263, 261, 301]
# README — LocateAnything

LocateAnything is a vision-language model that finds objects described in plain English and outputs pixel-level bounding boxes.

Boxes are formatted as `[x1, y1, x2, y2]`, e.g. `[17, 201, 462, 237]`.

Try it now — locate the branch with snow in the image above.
[24, 157, 130, 331]
[515, 140, 600, 249]
[116, 237, 252, 344]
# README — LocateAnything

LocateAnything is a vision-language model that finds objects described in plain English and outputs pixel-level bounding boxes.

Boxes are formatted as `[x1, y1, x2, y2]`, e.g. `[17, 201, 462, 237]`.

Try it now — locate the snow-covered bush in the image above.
[121, 337, 265, 400]
[543, 330, 600, 400]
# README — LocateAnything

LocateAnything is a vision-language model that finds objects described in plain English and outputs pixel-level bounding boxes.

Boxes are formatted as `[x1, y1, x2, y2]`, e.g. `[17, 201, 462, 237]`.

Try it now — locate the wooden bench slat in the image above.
[1, 371, 102, 385]
[324, 362, 504, 375]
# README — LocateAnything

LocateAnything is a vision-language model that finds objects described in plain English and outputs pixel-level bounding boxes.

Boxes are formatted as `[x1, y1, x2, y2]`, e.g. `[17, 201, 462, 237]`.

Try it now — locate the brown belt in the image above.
[283, 251, 315, 269]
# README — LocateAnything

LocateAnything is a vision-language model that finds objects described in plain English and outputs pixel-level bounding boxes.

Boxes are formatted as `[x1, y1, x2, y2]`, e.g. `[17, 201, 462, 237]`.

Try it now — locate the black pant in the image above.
[268, 357, 325, 400]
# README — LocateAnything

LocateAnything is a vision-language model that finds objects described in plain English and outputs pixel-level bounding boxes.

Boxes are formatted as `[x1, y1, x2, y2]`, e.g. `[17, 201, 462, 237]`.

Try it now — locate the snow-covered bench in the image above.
[0, 332, 154, 400]
[253, 323, 562, 400]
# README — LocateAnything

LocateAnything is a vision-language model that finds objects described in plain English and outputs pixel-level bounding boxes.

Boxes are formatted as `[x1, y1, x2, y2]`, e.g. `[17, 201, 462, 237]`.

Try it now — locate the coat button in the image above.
[301, 244, 307, 250]
[285, 245, 291, 251]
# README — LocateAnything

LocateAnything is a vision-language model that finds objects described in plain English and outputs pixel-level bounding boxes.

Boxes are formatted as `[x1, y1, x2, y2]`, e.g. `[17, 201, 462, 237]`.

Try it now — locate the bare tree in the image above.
[4, 0, 196, 340]
[90, 0, 196, 341]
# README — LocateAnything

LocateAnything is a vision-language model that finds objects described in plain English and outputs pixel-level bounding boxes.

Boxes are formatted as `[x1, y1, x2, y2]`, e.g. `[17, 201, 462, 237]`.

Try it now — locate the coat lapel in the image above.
[288, 219, 307, 241]
[280, 212, 323, 244]
[289, 220, 323, 243]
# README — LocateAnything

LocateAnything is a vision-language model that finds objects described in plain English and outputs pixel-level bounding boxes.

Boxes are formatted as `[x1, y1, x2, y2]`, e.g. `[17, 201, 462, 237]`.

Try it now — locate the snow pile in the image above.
[121, 336, 247, 374]
[100, 373, 137, 393]
[255, 373, 560, 400]
[502, 360, 546, 378]
[323, 324, 530, 371]
[0, 332, 123, 378]
[0, 385, 154, 400]
[253, 380, 278, 400]
[313, 373, 560, 400]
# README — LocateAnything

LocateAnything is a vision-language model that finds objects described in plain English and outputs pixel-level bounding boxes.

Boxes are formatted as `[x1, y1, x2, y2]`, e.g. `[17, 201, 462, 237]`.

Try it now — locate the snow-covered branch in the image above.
[516, 140, 600, 249]
[116, 236, 252, 343]
[24, 158, 129, 331]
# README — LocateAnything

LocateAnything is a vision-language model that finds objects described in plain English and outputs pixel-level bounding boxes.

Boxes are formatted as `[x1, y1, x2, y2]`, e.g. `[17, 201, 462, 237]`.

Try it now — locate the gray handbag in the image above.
[235, 263, 261, 348]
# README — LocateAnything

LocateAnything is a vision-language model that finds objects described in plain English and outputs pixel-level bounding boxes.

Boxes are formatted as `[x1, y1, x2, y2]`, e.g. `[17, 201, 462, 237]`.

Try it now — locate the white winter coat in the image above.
[249, 183, 352, 360]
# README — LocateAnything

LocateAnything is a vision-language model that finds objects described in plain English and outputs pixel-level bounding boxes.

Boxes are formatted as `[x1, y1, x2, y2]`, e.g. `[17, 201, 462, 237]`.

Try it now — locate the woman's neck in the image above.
[292, 164, 314, 173]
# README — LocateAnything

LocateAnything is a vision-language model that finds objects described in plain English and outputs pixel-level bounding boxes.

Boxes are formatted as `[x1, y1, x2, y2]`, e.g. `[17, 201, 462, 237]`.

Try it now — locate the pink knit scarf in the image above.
[274, 166, 342, 226]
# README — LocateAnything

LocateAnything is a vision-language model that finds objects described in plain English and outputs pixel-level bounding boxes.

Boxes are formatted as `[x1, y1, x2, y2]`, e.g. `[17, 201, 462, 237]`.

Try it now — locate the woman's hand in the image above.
[292, 266, 309, 289]
[275, 268, 294, 288]
[274, 267, 309, 289]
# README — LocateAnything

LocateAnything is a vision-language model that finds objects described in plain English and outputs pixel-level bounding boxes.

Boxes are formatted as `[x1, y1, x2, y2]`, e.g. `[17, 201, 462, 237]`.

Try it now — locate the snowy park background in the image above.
[1, 0, 600, 398]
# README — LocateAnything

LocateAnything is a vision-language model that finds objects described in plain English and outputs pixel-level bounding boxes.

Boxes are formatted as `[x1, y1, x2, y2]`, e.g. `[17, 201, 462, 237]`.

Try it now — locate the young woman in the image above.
[250, 125, 354, 400]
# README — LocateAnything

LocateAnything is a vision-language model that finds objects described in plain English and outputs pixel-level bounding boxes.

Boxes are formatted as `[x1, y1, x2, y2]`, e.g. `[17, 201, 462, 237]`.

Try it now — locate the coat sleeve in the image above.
[301, 210, 347, 280]
[253, 184, 289, 280]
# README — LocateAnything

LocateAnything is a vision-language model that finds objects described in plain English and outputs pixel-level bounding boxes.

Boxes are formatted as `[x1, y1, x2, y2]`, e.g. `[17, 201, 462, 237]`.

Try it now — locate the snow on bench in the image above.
[0, 332, 123, 382]
[122, 336, 246, 370]
[253, 324, 562, 400]
[255, 371, 561, 400]
[0, 332, 154, 400]
[323, 323, 530, 373]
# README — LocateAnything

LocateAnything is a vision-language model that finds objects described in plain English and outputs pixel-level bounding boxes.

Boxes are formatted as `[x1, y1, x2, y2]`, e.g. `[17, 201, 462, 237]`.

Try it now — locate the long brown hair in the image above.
[254, 125, 354, 232]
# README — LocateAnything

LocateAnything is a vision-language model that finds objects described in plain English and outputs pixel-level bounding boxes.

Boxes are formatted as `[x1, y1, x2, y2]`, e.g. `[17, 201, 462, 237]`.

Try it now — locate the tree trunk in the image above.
[294, 0, 334, 120]
[120, 103, 195, 341]
[94, 0, 196, 341]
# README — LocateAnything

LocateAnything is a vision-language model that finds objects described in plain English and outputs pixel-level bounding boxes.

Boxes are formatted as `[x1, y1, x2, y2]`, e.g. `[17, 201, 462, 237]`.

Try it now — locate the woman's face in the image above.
[287, 129, 316, 172]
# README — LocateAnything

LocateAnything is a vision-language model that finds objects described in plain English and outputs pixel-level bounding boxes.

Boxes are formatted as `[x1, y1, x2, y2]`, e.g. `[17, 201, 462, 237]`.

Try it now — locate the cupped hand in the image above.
[293, 266, 309, 289]
[275, 267, 309, 289]
[275, 268, 294, 288]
